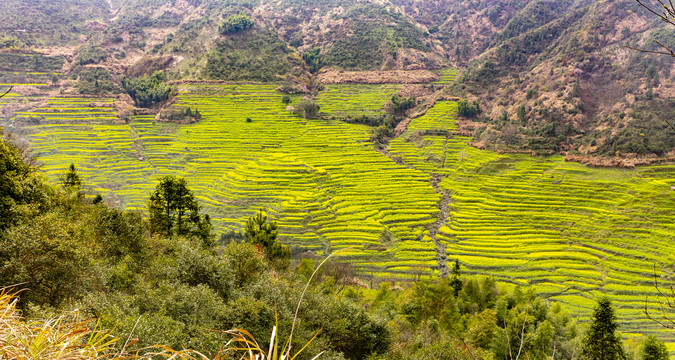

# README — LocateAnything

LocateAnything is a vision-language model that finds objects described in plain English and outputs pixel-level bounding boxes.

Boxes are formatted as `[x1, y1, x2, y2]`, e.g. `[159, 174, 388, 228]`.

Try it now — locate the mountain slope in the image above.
[453, 0, 675, 160]
[0, 0, 673, 159]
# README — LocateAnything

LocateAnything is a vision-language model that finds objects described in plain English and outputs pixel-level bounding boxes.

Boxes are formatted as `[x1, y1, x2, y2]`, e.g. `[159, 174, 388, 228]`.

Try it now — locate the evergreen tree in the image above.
[148, 175, 212, 243]
[450, 259, 463, 297]
[62, 163, 81, 189]
[640, 335, 668, 360]
[581, 298, 626, 360]
[244, 210, 290, 267]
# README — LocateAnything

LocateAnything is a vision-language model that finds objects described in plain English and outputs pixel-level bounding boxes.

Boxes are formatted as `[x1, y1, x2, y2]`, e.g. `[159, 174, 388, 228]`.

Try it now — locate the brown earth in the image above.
[317, 69, 440, 84]
[564, 154, 675, 169]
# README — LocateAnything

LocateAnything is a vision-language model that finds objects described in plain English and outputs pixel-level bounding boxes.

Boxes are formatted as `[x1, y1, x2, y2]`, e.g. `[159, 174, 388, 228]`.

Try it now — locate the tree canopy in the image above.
[581, 298, 626, 360]
[121, 71, 174, 108]
[148, 175, 212, 243]
[219, 13, 254, 34]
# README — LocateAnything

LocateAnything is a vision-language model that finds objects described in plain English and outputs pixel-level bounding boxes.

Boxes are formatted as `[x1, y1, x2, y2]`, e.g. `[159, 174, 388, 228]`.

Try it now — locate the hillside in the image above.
[454, 0, 675, 161]
[1, 0, 675, 356]
[0, 0, 672, 159]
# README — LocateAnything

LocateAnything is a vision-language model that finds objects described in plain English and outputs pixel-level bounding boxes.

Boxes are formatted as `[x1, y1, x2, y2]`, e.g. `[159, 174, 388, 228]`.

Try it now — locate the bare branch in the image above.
[644, 264, 675, 329]
[515, 308, 529, 360]
[0, 86, 12, 99]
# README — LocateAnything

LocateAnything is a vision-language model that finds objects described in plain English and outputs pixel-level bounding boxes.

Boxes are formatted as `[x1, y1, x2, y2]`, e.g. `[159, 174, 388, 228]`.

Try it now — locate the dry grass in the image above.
[0, 290, 214, 359]
[0, 289, 117, 359]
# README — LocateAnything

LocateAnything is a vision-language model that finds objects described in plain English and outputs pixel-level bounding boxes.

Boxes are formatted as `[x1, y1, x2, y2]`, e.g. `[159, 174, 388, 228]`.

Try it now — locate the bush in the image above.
[294, 99, 321, 119]
[220, 13, 254, 34]
[77, 68, 118, 95]
[77, 46, 107, 65]
[390, 94, 416, 114]
[121, 71, 174, 108]
[458, 99, 481, 118]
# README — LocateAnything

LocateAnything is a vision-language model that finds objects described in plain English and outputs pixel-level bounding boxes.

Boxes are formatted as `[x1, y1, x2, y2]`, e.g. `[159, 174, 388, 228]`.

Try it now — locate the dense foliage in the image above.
[77, 68, 118, 95]
[389, 94, 416, 115]
[219, 13, 254, 34]
[458, 99, 481, 118]
[121, 71, 174, 108]
[77, 46, 107, 66]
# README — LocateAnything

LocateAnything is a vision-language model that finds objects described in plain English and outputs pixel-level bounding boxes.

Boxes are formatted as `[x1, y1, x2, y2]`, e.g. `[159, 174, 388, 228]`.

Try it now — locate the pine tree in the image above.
[63, 163, 82, 188]
[148, 175, 212, 243]
[245, 210, 290, 266]
[450, 259, 463, 297]
[640, 335, 668, 360]
[581, 298, 626, 360]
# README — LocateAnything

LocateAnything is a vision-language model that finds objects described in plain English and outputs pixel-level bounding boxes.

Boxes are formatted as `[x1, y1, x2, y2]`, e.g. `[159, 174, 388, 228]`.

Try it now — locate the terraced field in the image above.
[0, 71, 57, 86]
[315, 84, 400, 118]
[4, 83, 675, 343]
[388, 101, 675, 343]
[6, 85, 441, 279]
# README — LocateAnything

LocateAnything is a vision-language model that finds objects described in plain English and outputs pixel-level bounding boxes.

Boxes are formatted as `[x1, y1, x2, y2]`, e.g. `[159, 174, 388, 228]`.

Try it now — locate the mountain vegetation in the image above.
[2, 133, 670, 359]
[1, 0, 675, 358]
[0, 0, 671, 158]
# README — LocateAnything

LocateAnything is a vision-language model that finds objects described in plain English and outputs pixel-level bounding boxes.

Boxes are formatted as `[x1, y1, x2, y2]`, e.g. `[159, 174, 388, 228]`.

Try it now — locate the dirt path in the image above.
[377, 140, 452, 278]
[429, 173, 450, 277]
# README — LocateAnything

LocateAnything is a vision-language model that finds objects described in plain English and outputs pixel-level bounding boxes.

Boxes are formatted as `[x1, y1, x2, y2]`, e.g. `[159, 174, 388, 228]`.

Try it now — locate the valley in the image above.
[3, 74, 675, 346]
[1, 0, 675, 357]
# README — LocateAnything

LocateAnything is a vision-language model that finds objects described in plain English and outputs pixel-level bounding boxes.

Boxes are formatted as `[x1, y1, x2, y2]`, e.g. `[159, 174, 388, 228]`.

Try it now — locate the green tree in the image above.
[223, 242, 266, 288]
[121, 71, 174, 108]
[458, 99, 481, 118]
[302, 47, 323, 73]
[244, 210, 290, 266]
[0, 137, 47, 231]
[581, 298, 626, 360]
[0, 211, 90, 307]
[467, 308, 498, 348]
[450, 259, 463, 297]
[640, 335, 668, 360]
[62, 163, 81, 189]
[219, 13, 254, 34]
[148, 175, 212, 242]
[293, 99, 321, 119]
[389, 94, 416, 114]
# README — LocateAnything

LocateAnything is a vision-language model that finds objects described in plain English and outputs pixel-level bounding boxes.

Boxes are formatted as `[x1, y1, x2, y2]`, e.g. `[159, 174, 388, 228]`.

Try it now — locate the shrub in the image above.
[77, 68, 118, 95]
[121, 71, 174, 108]
[77, 46, 107, 65]
[294, 99, 321, 119]
[458, 99, 481, 118]
[220, 13, 254, 34]
[389, 94, 416, 114]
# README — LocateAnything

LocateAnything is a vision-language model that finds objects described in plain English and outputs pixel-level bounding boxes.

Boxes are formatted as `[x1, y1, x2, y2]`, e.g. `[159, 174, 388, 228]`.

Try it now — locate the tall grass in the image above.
[0, 289, 117, 359]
